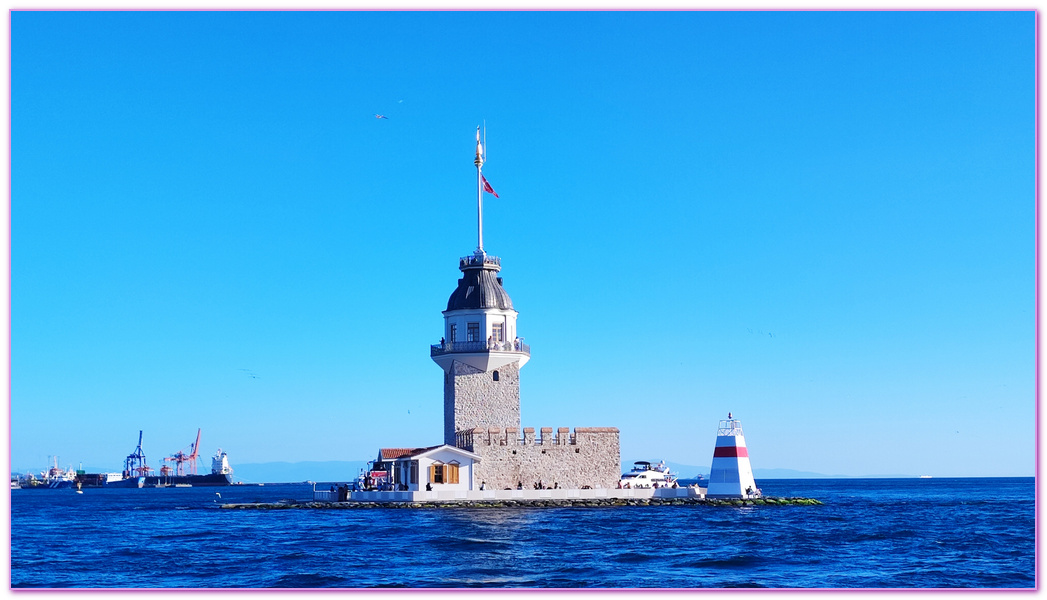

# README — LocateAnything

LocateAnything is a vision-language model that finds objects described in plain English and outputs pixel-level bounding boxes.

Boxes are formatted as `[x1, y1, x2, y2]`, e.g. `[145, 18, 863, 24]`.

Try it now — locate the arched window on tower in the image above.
[493, 370, 500, 382]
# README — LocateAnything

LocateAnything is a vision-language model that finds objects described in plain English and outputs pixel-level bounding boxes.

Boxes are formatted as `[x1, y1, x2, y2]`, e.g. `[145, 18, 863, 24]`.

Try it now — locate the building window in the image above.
[410, 461, 418, 484]
[449, 324, 457, 343]
[492, 323, 504, 342]
[428, 463, 460, 485]
[467, 322, 480, 342]
[493, 370, 499, 382]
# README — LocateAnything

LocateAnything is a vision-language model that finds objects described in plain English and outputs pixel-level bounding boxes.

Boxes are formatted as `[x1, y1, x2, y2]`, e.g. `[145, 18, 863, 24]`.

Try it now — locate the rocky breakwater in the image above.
[219, 496, 823, 510]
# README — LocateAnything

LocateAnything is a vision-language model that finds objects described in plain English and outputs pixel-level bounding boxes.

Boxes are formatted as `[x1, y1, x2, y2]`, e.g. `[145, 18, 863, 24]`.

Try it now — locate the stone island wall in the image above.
[456, 426, 620, 490]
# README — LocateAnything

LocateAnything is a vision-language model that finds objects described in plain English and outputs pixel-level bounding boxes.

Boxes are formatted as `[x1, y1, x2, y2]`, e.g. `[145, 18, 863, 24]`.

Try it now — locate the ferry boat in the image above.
[619, 460, 677, 489]
[16, 457, 77, 489]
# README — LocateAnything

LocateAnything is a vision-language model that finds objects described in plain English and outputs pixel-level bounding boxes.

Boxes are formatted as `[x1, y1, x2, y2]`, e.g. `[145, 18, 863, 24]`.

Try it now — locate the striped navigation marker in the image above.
[707, 414, 760, 499]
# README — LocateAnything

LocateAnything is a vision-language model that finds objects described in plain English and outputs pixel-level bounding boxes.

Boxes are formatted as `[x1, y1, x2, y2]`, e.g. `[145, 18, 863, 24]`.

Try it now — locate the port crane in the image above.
[161, 429, 201, 477]
[123, 430, 152, 478]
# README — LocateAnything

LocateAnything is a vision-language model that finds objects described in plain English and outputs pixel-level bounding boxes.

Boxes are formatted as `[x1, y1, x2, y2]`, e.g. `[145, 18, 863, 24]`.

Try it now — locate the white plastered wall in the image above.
[707, 434, 758, 498]
[406, 447, 477, 492]
[443, 308, 518, 344]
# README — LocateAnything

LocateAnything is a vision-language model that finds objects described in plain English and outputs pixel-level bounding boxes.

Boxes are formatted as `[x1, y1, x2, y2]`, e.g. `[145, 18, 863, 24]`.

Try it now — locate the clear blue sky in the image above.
[11, 10, 1035, 477]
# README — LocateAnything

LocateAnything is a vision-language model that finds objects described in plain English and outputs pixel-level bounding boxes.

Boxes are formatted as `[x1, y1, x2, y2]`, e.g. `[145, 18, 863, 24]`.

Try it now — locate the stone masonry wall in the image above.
[444, 360, 521, 446]
[457, 427, 621, 490]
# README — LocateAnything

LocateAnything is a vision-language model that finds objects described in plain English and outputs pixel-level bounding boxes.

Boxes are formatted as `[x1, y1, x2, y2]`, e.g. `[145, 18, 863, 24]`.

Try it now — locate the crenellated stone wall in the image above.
[444, 360, 521, 445]
[456, 426, 620, 490]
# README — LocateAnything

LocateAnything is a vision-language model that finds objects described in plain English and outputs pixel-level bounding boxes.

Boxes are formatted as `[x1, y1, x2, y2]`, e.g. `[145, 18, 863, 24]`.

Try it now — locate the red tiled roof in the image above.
[378, 448, 415, 460]
[378, 447, 435, 460]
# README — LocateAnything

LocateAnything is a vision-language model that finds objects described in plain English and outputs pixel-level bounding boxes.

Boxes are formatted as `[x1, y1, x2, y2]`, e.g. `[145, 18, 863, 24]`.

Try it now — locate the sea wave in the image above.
[10, 478, 1035, 589]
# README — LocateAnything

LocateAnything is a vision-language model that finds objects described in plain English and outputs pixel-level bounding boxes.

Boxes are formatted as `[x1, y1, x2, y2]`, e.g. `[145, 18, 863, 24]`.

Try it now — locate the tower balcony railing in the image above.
[459, 254, 501, 269]
[431, 339, 530, 357]
[717, 420, 743, 436]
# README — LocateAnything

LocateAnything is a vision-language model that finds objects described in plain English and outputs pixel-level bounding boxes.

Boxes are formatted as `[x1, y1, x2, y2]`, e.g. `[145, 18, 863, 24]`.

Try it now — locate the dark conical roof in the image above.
[446, 255, 514, 311]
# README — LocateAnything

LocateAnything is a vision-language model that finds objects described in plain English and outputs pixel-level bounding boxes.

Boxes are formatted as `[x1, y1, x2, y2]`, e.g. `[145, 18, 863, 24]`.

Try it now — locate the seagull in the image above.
[374, 114, 389, 119]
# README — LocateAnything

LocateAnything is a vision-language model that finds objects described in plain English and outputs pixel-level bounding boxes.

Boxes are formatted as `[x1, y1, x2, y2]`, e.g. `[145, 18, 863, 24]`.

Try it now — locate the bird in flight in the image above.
[374, 114, 389, 119]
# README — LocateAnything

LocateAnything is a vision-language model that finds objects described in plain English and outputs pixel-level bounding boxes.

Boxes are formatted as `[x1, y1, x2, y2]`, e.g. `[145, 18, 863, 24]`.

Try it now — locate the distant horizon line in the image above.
[13, 458, 1030, 483]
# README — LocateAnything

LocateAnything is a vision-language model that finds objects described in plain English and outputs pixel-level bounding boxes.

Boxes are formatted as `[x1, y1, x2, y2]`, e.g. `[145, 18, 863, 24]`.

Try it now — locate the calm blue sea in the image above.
[10, 477, 1035, 589]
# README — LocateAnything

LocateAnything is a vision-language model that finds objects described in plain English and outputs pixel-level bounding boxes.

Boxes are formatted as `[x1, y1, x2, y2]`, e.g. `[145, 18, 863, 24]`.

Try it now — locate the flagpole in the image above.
[474, 126, 484, 254]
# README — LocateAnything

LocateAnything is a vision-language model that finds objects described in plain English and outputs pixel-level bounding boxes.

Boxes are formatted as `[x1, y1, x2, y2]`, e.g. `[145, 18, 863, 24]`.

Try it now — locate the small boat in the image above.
[619, 461, 677, 489]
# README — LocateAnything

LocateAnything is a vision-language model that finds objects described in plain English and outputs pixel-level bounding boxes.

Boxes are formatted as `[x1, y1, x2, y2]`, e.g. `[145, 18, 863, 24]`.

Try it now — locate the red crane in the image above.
[162, 429, 202, 477]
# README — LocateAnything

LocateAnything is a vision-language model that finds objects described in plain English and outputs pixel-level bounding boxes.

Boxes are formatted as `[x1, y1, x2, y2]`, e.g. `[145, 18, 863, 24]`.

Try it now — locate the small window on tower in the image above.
[492, 323, 504, 342]
[493, 371, 500, 381]
[467, 322, 480, 342]
[449, 324, 457, 343]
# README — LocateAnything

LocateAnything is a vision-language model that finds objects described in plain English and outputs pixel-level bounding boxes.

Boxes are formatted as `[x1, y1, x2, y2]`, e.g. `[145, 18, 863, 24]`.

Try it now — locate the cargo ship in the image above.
[77, 429, 234, 488]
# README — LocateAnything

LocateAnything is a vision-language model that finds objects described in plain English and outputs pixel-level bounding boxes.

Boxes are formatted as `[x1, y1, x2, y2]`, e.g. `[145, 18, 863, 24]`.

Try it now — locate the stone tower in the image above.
[430, 127, 530, 446]
[431, 252, 530, 445]
[426, 128, 620, 490]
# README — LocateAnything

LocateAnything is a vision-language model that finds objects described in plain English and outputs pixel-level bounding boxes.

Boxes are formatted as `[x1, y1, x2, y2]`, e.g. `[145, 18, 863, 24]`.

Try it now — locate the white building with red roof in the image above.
[367, 445, 481, 493]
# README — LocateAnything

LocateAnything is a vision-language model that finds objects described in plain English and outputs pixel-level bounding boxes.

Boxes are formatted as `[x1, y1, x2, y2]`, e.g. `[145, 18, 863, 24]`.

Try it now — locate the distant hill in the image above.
[12, 466, 116, 476]
[753, 469, 918, 478]
[228, 459, 914, 484]
[657, 461, 708, 479]
[233, 461, 369, 484]
[13, 461, 371, 484]
[634, 460, 914, 480]
[754, 468, 850, 479]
